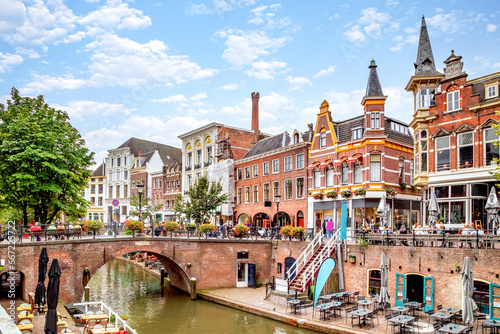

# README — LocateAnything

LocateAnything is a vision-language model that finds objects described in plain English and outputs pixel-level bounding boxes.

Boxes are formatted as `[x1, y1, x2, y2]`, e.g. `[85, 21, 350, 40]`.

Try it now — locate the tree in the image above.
[0, 88, 94, 225]
[175, 175, 228, 225]
[173, 193, 189, 224]
[129, 194, 162, 223]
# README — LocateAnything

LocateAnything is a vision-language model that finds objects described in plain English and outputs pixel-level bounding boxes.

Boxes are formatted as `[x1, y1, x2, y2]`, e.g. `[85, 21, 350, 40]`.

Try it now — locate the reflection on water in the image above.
[87, 259, 316, 334]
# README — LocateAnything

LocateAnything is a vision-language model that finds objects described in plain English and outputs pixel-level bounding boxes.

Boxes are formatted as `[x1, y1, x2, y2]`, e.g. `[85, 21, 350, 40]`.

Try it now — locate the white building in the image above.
[84, 163, 106, 221]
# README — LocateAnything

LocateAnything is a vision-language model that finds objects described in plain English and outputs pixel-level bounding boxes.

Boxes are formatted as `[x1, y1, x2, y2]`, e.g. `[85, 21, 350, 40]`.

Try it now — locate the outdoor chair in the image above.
[452, 310, 462, 324]
[357, 296, 367, 301]
[73, 229, 82, 239]
[57, 323, 67, 333]
[93, 324, 104, 329]
[85, 311, 94, 315]
[19, 319, 32, 325]
[385, 313, 398, 334]
[345, 306, 355, 325]
[83, 319, 97, 334]
[425, 309, 434, 326]
[367, 307, 380, 327]
[407, 316, 420, 333]
[20, 330, 32, 334]
[19, 310, 29, 316]
[99, 318, 109, 327]
[433, 323, 441, 333]
[299, 300, 312, 315]
[436, 305, 443, 310]
[476, 314, 488, 334]
[107, 323, 115, 328]
[95, 310, 104, 315]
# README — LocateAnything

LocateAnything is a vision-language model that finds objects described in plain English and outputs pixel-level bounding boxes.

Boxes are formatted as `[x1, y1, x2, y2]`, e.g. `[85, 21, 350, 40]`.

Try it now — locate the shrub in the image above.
[326, 191, 337, 198]
[280, 225, 292, 236]
[291, 226, 305, 236]
[233, 224, 249, 236]
[125, 220, 144, 231]
[200, 224, 216, 234]
[354, 188, 366, 196]
[83, 220, 103, 231]
[164, 221, 180, 232]
[123, 229, 133, 235]
[341, 190, 352, 198]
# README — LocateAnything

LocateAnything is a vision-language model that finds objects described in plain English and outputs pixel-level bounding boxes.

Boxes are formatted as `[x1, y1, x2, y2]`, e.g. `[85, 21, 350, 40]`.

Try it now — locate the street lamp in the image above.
[273, 194, 281, 240]
[229, 201, 236, 239]
[137, 183, 144, 222]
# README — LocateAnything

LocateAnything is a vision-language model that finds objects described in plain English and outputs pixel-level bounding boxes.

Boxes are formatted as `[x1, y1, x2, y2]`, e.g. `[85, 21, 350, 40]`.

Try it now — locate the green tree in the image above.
[176, 175, 228, 225]
[0, 88, 94, 225]
[129, 194, 162, 223]
[173, 193, 189, 224]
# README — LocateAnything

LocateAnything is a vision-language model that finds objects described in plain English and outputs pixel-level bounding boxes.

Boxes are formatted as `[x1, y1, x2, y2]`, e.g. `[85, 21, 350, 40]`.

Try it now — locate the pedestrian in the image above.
[116, 326, 129, 334]
[326, 220, 334, 238]
[315, 214, 322, 233]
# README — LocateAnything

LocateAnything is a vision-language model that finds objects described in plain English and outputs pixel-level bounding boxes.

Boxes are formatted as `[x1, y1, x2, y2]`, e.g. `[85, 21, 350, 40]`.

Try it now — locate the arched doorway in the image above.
[253, 213, 270, 228]
[297, 211, 305, 227]
[273, 212, 290, 226]
[0, 271, 24, 298]
[237, 213, 250, 226]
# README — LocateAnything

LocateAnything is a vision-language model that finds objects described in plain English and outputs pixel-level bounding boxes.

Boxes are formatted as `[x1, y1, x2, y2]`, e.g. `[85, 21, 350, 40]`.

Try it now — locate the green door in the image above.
[490, 283, 500, 320]
[395, 273, 406, 307]
[423, 276, 434, 312]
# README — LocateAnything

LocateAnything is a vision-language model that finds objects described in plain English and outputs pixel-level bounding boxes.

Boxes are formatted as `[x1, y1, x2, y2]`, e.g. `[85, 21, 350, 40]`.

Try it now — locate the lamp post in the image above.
[273, 194, 281, 240]
[230, 201, 236, 240]
[137, 183, 144, 222]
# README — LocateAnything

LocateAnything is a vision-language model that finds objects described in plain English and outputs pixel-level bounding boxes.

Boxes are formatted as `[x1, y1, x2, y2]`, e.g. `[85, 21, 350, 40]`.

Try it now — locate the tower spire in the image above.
[365, 58, 384, 97]
[414, 15, 440, 75]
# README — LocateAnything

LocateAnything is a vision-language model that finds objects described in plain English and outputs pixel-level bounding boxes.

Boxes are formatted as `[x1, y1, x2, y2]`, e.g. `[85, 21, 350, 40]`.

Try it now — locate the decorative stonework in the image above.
[444, 50, 465, 80]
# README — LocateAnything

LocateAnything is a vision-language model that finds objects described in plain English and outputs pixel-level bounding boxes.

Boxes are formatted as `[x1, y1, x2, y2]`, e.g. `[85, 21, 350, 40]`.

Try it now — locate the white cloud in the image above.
[186, 0, 256, 15]
[313, 65, 336, 78]
[185, 4, 212, 15]
[248, 4, 291, 29]
[384, 87, 413, 122]
[215, 29, 290, 67]
[435, 7, 443, 13]
[426, 11, 460, 33]
[344, 25, 365, 45]
[487, 24, 497, 32]
[20, 74, 85, 94]
[218, 82, 240, 90]
[344, 8, 391, 46]
[79, 1, 151, 31]
[389, 43, 404, 52]
[393, 35, 403, 42]
[151, 94, 187, 103]
[85, 34, 218, 87]
[0, 52, 23, 73]
[246, 60, 287, 80]
[285, 76, 312, 91]
[14, 47, 40, 58]
[55, 100, 136, 121]
[358, 8, 389, 25]
[404, 26, 417, 34]
[190, 93, 208, 101]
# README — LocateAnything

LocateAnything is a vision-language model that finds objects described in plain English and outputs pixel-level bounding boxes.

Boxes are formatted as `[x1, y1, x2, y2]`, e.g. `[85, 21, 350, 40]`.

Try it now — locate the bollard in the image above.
[84, 287, 90, 302]
[190, 278, 197, 300]
[160, 269, 165, 286]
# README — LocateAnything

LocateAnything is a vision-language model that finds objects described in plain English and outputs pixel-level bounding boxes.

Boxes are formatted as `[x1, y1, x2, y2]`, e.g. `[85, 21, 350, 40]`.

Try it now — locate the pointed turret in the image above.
[365, 59, 384, 97]
[414, 16, 440, 76]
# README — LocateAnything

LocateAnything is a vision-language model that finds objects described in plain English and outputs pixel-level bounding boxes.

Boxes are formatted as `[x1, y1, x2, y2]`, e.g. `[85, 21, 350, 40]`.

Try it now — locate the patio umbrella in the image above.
[379, 252, 390, 306]
[485, 186, 500, 231]
[461, 256, 478, 325]
[428, 190, 440, 227]
[35, 247, 49, 307]
[44, 259, 61, 334]
[377, 193, 388, 227]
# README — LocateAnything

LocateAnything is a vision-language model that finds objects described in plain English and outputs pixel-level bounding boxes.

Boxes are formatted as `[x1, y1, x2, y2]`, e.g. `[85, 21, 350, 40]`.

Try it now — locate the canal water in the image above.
[87, 259, 316, 334]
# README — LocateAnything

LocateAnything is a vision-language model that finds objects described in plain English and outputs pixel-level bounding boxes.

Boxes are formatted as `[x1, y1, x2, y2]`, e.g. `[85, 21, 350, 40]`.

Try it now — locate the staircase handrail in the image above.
[294, 229, 341, 292]
[286, 229, 324, 284]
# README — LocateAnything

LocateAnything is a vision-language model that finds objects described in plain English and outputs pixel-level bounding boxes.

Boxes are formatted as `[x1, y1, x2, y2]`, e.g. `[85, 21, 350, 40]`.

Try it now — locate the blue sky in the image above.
[1, 0, 499, 166]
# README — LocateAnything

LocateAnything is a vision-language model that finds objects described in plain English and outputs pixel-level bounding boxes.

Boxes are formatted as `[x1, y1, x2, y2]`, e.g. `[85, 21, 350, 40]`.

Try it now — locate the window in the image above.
[244, 166, 250, 179]
[154, 179, 157, 189]
[485, 128, 500, 166]
[326, 165, 334, 187]
[341, 162, 349, 185]
[252, 164, 258, 178]
[132, 180, 136, 188]
[368, 270, 381, 295]
[447, 91, 460, 111]
[421, 130, 428, 173]
[354, 162, 362, 184]
[370, 112, 380, 129]
[458, 132, 474, 168]
[237, 187, 242, 205]
[188, 174, 192, 188]
[296, 178, 304, 199]
[285, 179, 292, 200]
[436, 136, 451, 171]
[197, 150, 202, 165]
[237, 168, 242, 180]
[263, 183, 270, 201]
[187, 152, 192, 167]
[90, 197, 95, 207]
[284, 156, 292, 171]
[473, 280, 490, 314]
[244, 186, 250, 204]
[253, 185, 258, 203]
[370, 154, 381, 182]
[111, 158, 114, 167]
[91, 185, 96, 194]
[159, 180, 162, 188]
[98, 184, 103, 194]
[263, 162, 269, 175]
[313, 167, 321, 188]
[273, 181, 280, 200]
[196, 172, 201, 180]
[109, 186, 113, 198]
[177, 180, 180, 188]
[420, 88, 436, 108]
[124, 156, 127, 166]
[320, 133, 326, 148]
[116, 185, 120, 198]
[296, 153, 304, 169]
[272, 159, 279, 173]
[399, 158, 405, 184]
[109, 172, 113, 182]
[487, 85, 498, 99]
[98, 197, 103, 206]
[410, 162, 414, 186]
[117, 157, 121, 167]
[391, 122, 409, 135]
[206, 146, 212, 164]
[352, 128, 363, 140]
[124, 170, 128, 179]
[123, 185, 128, 198]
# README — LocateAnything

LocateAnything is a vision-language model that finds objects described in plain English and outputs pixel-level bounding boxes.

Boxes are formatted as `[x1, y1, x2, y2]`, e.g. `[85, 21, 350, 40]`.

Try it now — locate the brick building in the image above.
[407, 16, 500, 229]
[308, 60, 419, 232]
[233, 128, 312, 229]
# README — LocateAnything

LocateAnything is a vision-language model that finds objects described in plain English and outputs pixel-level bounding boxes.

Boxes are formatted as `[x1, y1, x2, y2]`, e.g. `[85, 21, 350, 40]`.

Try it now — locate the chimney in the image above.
[138, 150, 142, 157]
[308, 123, 313, 131]
[251, 92, 260, 139]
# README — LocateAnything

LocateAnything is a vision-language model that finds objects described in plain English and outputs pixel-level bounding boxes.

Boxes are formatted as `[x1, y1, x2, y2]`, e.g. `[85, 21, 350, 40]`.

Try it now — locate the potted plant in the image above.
[279, 225, 292, 240]
[291, 226, 305, 241]
[83, 220, 103, 239]
[313, 193, 324, 200]
[233, 224, 249, 238]
[199, 223, 216, 239]
[164, 221, 180, 238]
[125, 220, 144, 237]
[385, 187, 397, 197]
[354, 188, 366, 196]
[326, 191, 337, 198]
[120, 314, 129, 323]
[400, 182, 407, 191]
[412, 185, 418, 193]
[341, 190, 352, 198]
[454, 264, 460, 272]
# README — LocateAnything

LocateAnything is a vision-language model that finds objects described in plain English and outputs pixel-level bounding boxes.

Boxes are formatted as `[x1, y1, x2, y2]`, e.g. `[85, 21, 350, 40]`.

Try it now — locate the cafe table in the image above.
[17, 323, 34, 331]
[90, 328, 120, 334]
[348, 309, 373, 327]
[404, 301, 422, 315]
[388, 315, 415, 332]
[431, 312, 453, 322]
[484, 319, 500, 334]
[357, 299, 374, 308]
[287, 299, 301, 315]
[318, 302, 342, 320]
[16, 304, 31, 312]
[81, 314, 110, 321]
[438, 323, 468, 333]
[443, 307, 461, 314]
[390, 306, 410, 314]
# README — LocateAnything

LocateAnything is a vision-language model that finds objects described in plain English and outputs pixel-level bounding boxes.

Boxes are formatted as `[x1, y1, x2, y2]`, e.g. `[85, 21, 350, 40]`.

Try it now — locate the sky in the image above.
[1, 0, 499, 167]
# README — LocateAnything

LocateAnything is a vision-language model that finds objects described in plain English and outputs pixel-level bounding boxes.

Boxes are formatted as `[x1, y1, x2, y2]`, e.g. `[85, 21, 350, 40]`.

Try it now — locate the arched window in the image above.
[294, 133, 299, 144]
[341, 162, 348, 185]
[473, 279, 490, 314]
[313, 167, 321, 189]
[326, 165, 334, 187]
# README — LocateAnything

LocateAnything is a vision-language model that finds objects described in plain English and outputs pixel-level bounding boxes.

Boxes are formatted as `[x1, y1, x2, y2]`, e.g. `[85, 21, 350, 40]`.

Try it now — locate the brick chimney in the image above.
[251, 92, 260, 143]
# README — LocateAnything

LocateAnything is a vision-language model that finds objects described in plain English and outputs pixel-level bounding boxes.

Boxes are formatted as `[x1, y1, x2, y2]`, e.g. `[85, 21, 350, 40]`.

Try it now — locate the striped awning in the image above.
[319, 159, 332, 168]
[307, 161, 321, 169]
[334, 156, 348, 166]
[347, 153, 363, 163]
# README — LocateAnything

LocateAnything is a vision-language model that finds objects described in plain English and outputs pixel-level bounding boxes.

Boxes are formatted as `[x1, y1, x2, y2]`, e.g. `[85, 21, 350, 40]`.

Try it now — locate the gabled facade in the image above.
[407, 17, 500, 228]
[84, 163, 106, 221]
[308, 60, 419, 232]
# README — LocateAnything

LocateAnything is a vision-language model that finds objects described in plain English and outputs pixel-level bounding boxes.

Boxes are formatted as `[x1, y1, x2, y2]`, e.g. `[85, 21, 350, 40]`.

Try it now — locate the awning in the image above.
[347, 153, 363, 163]
[307, 161, 321, 169]
[334, 156, 348, 166]
[320, 159, 332, 168]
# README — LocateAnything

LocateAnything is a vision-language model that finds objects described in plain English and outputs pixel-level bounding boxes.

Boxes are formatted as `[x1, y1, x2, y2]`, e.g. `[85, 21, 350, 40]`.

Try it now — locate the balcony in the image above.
[185, 166, 192, 171]
[204, 161, 212, 167]
[194, 163, 201, 170]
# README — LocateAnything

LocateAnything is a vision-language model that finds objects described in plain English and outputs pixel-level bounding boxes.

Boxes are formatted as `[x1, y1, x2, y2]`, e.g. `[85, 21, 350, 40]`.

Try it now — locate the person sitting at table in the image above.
[47, 223, 57, 240]
[68, 223, 74, 237]
[415, 225, 424, 235]
[437, 224, 445, 235]
[30, 222, 42, 241]
[116, 326, 129, 334]
[462, 224, 472, 235]
[73, 222, 82, 239]
[57, 221, 65, 239]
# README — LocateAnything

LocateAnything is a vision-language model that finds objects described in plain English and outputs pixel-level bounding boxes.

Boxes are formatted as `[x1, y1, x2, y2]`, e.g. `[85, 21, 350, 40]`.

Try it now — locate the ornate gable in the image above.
[431, 128, 452, 138]
[480, 118, 499, 129]
[454, 123, 475, 134]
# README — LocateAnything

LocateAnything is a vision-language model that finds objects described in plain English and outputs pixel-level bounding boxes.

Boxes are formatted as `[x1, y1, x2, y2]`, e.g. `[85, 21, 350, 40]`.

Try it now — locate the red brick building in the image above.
[308, 60, 419, 232]
[407, 16, 500, 229]
[234, 128, 312, 229]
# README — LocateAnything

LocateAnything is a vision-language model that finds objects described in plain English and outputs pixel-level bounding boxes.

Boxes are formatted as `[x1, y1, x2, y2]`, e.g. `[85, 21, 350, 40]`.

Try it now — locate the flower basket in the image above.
[164, 221, 179, 238]
[313, 193, 324, 200]
[326, 191, 337, 198]
[385, 187, 397, 197]
[233, 224, 249, 237]
[341, 190, 352, 198]
[291, 226, 305, 240]
[125, 220, 144, 231]
[400, 182, 407, 191]
[280, 225, 292, 236]
[354, 188, 366, 196]
[200, 224, 216, 238]
[83, 220, 103, 231]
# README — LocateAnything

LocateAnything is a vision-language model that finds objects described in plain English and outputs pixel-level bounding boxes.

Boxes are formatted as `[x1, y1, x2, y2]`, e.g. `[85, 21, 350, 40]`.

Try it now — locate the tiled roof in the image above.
[385, 118, 414, 146]
[243, 132, 291, 158]
[92, 163, 105, 177]
[114, 137, 181, 165]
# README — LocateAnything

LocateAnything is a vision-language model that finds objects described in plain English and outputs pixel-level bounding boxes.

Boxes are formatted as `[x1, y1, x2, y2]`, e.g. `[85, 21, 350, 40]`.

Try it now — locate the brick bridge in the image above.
[0, 238, 279, 303]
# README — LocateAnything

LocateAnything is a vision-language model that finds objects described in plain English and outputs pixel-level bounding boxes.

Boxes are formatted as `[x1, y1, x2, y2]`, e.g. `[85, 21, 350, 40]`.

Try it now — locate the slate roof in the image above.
[301, 129, 314, 142]
[365, 59, 384, 97]
[414, 16, 441, 76]
[243, 132, 291, 159]
[92, 163, 105, 177]
[114, 137, 181, 166]
[385, 117, 414, 146]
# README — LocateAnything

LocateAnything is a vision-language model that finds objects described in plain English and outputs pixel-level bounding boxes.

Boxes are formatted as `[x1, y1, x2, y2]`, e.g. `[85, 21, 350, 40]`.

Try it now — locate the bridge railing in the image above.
[72, 301, 138, 334]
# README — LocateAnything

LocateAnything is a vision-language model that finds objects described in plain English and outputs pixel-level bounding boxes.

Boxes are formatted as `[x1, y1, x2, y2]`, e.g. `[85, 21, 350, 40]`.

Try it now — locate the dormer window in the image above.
[487, 84, 498, 99]
[391, 122, 409, 135]
[352, 128, 363, 140]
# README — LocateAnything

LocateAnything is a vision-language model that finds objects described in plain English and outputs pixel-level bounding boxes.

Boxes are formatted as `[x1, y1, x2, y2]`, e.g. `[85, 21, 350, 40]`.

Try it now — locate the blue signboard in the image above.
[340, 200, 347, 240]
[112, 199, 119, 206]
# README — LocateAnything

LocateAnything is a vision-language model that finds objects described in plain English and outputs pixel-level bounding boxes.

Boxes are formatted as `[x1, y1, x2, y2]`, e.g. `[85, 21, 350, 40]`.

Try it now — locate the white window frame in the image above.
[447, 90, 460, 111]
[352, 127, 363, 140]
[237, 187, 242, 205]
[326, 165, 334, 187]
[252, 164, 258, 178]
[420, 88, 436, 108]
[273, 181, 280, 201]
[263, 161, 269, 176]
[313, 167, 321, 189]
[436, 136, 451, 171]
[458, 132, 474, 169]
[341, 162, 348, 185]
[244, 166, 250, 180]
[320, 133, 326, 148]
[486, 84, 498, 99]
[296, 177, 305, 199]
[410, 162, 414, 186]
[354, 162, 363, 184]
[237, 168, 242, 181]
[370, 154, 381, 182]
[484, 128, 500, 166]
[263, 182, 270, 202]
[284, 156, 292, 172]
[284, 179, 293, 201]
[370, 112, 380, 129]
[244, 186, 250, 204]
[253, 185, 259, 203]
[296, 153, 304, 169]
[272, 159, 279, 174]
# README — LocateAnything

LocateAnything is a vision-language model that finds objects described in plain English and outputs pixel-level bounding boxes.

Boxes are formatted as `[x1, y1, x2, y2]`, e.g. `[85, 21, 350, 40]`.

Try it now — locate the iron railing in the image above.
[72, 301, 138, 334]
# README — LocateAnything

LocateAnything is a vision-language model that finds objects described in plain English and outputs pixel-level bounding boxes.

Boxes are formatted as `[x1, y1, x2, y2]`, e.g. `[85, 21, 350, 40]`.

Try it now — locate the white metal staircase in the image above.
[286, 229, 341, 293]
